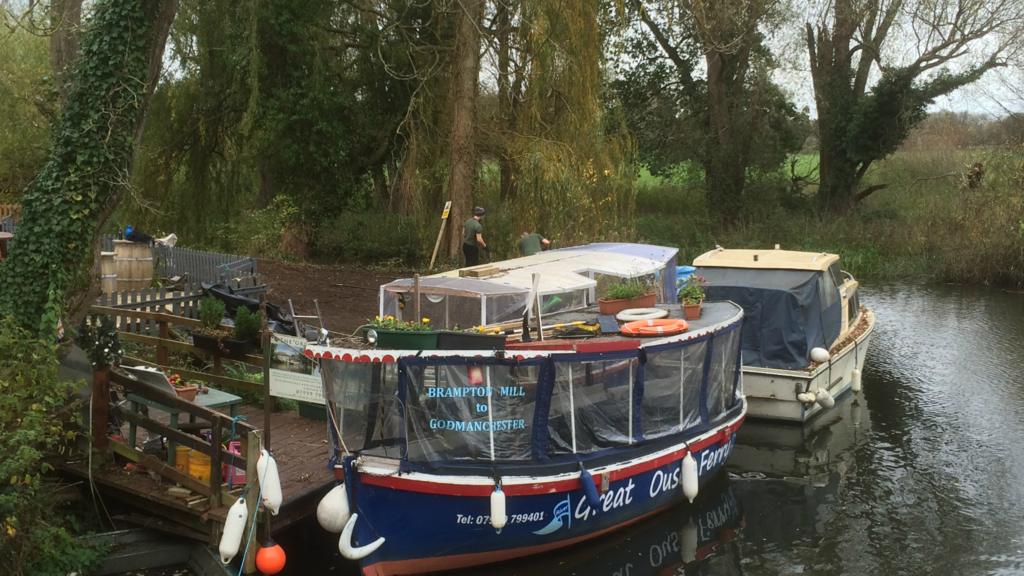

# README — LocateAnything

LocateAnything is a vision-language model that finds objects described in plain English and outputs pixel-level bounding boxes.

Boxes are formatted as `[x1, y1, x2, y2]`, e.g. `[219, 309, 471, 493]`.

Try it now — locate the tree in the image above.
[0, 0, 177, 335]
[807, 0, 1024, 211]
[626, 0, 802, 220]
[446, 0, 483, 258]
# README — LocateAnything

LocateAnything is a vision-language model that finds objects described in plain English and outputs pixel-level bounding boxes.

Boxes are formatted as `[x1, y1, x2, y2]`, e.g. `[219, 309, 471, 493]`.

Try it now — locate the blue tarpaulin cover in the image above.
[697, 267, 841, 370]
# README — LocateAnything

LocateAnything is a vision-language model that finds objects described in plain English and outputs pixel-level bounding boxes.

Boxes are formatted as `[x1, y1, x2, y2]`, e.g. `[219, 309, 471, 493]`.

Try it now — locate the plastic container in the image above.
[222, 441, 246, 486]
[175, 446, 191, 475]
[374, 330, 438, 350]
[188, 451, 211, 483]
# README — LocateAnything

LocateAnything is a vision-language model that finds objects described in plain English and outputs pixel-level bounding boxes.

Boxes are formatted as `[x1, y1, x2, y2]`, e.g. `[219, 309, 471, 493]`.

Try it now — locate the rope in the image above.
[227, 415, 248, 488]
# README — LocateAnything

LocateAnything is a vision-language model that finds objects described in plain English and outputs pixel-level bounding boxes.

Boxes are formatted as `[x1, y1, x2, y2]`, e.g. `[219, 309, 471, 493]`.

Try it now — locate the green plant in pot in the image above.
[598, 279, 657, 315]
[193, 296, 229, 352]
[364, 315, 438, 350]
[678, 275, 706, 320]
[224, 306, 262, 357]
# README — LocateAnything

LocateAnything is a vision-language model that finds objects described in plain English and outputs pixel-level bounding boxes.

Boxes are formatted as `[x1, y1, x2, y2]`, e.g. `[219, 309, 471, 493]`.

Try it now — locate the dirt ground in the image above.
[257, 259, 409, 333]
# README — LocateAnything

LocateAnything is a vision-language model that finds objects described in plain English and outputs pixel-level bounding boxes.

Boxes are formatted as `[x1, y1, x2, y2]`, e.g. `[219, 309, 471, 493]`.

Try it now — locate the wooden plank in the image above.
[90, 305, 204, 328]
[109, 371, 257, 433]
[110, 439, 212, 496]
[210, 423, 222, 508]
[117, 332, 265, 367]
[120, 356, 263, 393]
[244, 430, 259, 574]
[111, 407, 247, 470]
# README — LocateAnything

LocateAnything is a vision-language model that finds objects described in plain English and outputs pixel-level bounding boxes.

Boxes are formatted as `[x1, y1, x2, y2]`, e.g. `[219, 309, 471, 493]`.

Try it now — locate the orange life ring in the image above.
[619, 318, 689, 337]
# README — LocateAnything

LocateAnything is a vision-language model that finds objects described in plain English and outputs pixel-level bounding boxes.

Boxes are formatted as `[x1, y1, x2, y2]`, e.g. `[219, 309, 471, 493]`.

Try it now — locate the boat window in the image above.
[819, 268, 840, 310]
[403, 363, 539, 462]
[707, 329, 742, 422]
[400, 294, 482, 330]
[540, 289, 588, 315]
[847, 286, 859, 326]
[642, 341, 706, 439]
[322, 361, 402, 457]
[548, 358, 637, 455]
[486, 293, 530, 325]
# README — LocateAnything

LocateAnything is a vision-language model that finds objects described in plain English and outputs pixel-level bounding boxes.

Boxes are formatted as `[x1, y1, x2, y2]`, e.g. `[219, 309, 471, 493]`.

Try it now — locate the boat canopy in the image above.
[380, 243, 678, 329]
[316, 302, 742, 474]
[696, 266, 842, 370]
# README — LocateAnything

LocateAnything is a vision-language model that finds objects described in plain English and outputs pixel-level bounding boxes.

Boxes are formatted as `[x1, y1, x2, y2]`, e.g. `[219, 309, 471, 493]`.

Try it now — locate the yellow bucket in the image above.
[188, 451, 211, 483]
[174, 446, 191, 475]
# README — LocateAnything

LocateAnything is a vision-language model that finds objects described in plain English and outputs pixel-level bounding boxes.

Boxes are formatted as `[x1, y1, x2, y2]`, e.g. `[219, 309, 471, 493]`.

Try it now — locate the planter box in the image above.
[222, 338, 255, 359]
[192, 331, 223, 352]
[597, 292, 657, 316]
[297, 401, 327, 421]
[437, 331, 507, 350]
[375, 330, 438, 350]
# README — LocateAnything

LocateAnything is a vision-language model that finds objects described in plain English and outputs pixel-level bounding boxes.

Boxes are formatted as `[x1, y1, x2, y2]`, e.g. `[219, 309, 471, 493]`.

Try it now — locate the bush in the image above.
[603, 279, 653, 300]
[198, 296, 226, 331]
[0, 319, 103, 575]
[232, 307, 261, 342]
[313, 211, 424, 265]
[228, 195, 301, 260]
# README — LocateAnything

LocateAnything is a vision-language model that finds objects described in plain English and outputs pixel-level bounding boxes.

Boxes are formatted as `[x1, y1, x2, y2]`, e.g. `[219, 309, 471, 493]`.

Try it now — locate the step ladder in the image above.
[287, 299, 328, 344]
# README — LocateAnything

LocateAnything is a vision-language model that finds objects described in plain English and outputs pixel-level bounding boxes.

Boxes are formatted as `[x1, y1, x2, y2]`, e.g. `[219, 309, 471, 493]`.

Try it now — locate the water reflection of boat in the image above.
[695, 248, 876, 422]
[467, 478, 744, 576]
[728, 391, 871, 484]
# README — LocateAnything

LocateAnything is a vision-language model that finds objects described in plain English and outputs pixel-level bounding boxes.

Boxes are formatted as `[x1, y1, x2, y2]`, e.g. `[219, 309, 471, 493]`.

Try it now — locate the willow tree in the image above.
[808, 0, 1024, 211]
[0, 0, 177, 335]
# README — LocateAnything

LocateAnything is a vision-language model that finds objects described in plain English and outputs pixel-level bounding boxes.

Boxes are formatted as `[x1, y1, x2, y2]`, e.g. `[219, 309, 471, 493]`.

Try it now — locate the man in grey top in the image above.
[462, 206, 487, 266]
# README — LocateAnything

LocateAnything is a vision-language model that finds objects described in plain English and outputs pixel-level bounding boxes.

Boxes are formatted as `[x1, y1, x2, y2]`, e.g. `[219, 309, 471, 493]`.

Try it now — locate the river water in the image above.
[278, 283, 1024, 576]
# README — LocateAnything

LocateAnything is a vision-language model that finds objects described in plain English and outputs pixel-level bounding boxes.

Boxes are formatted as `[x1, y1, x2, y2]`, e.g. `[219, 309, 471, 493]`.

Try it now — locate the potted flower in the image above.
[437, 325, 507, 350]
[365, 315, 438, 349]
[598, 279, 657, 316]
[222, 306, 261, 358]
[678, 275, 706, 320]
[167, 372, 199, 401]
[192, 296, 230, 352]
[76, 315, 123, 373]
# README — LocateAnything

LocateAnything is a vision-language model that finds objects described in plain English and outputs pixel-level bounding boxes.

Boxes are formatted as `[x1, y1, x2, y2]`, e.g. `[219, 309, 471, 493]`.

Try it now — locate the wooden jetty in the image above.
[59, 304, 335, 573]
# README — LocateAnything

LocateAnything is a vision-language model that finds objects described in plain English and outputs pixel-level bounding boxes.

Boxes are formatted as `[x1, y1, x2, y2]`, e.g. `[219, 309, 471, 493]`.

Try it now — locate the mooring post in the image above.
[91, 367, 110, 451]
[414, 273, 421, 322]
[157, 317, 169, 366]
[243, 429, 260, 574]
[260, 296, 272, 449]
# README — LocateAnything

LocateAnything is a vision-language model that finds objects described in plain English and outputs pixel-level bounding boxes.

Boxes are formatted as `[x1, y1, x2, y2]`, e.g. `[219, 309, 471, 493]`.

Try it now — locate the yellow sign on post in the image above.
[429, 201, 454, 271]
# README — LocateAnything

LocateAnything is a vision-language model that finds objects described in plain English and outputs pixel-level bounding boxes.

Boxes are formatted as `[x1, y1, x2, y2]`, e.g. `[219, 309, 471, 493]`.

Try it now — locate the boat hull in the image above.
[743, 309, 875, 423]
[344, 406, 746, 576]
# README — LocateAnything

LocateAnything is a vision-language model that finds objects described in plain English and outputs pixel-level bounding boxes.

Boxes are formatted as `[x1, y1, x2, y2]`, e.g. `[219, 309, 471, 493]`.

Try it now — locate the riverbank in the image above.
[636, 147, 1024, 287]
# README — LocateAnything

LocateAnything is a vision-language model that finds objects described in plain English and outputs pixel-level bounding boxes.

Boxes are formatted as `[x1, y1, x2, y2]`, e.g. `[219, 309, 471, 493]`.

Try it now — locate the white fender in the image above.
[815, 388, 835, 409]
[681, 452, 699, 503]
[810, 347, 831, 363]
[615, 307, 669, 322]
[851, 368, 863, 392]
[257, 449, 283, 515]
[316, 483, 351, 533]
[797, 391, 816, 404]
[219, 497, 248, 564]
[681, 518, 698, 564]
[490, 486, 507, 530]
[338, 513, 386, 560]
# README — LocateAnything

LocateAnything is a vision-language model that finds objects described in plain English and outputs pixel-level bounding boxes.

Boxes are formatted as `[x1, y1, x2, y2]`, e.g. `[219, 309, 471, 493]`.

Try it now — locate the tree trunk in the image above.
[445, 0, 483, 258]
[49, 0, 83, 99]
[496, 0, 517, 202]
[393, 113, 420, 216]
[0, 0, 179, 336]
[703, 51, 750, 221]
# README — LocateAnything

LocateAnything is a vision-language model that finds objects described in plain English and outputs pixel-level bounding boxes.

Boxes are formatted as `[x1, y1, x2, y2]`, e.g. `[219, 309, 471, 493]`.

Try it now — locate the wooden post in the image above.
[260, 297, 272, 450]
[413, 273, 421, 323]
[157, 318, 169, 366]
[91, 367, 111, 450]
[243, 429, 260, 574]
[209, 420, 222, 508]
[428, 200, 452, 271]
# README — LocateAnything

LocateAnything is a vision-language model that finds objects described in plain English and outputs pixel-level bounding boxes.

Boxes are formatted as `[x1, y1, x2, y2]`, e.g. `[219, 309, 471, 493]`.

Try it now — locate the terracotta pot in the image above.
[597, 292, 657, 316]
[175, 384, 199, 402]
[682, 301, 702, 320]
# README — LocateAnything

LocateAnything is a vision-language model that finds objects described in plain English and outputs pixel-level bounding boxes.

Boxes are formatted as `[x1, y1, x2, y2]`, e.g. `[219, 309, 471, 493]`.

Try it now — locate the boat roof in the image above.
[382, 243, 678, 297]
[693, 248, 839, 272]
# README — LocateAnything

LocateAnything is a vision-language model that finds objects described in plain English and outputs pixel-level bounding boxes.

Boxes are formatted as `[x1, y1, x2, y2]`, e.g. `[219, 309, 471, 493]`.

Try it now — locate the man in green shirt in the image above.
[518, 231, 550, 256]
[462, 206, 487, 266]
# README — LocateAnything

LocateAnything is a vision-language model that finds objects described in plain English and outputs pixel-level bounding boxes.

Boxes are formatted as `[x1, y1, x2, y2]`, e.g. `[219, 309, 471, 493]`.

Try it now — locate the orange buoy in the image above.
[255, 541, 287, 575]
[619, 318, 688, 337]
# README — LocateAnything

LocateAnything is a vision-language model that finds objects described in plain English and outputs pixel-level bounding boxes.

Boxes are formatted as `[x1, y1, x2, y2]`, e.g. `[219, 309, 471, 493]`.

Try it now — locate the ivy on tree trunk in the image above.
[0, 0, 177, 337]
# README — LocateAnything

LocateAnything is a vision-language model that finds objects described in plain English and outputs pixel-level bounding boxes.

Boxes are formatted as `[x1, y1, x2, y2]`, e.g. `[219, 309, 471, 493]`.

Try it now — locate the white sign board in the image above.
[268, 334, 325, 404]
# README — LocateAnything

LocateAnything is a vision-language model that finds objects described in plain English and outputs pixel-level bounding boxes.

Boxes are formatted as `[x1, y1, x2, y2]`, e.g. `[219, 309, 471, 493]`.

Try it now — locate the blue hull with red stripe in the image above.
[339, 404, 745, 576]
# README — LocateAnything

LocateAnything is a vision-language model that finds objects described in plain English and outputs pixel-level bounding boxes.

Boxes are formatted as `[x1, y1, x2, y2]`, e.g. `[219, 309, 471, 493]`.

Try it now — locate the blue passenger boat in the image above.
[307, 244, 746, 575]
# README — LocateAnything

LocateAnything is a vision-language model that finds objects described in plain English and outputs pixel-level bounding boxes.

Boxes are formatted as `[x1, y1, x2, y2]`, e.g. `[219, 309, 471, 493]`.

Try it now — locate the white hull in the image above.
[742, 309, 875, 422]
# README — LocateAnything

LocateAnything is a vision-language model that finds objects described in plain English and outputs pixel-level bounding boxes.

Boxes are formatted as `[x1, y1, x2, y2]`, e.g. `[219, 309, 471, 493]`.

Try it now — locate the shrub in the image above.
[313, 211, 424, 265]
[228, 195, 301, 260]
[198, 296, 226, 332]
[232, 307, 261, 342]
[0, 319, 104, 575]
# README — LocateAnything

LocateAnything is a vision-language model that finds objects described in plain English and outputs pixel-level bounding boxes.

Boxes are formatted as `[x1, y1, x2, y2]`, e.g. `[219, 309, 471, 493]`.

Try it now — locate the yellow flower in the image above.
[374, 315, 381, 321]
[5, 523, 15, 538]
[385, 315, 394, 321]
[421, 317, 430, 324]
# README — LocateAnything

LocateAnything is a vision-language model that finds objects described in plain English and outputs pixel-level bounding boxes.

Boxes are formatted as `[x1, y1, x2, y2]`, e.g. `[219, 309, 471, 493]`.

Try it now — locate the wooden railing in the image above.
[89, 305, 265, 394]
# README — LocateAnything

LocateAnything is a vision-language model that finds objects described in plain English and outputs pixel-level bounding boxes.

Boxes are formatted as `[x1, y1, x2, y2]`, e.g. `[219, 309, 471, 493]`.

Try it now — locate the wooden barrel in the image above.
[113, 240, 153, 291]
[99, 251, 117, 295]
